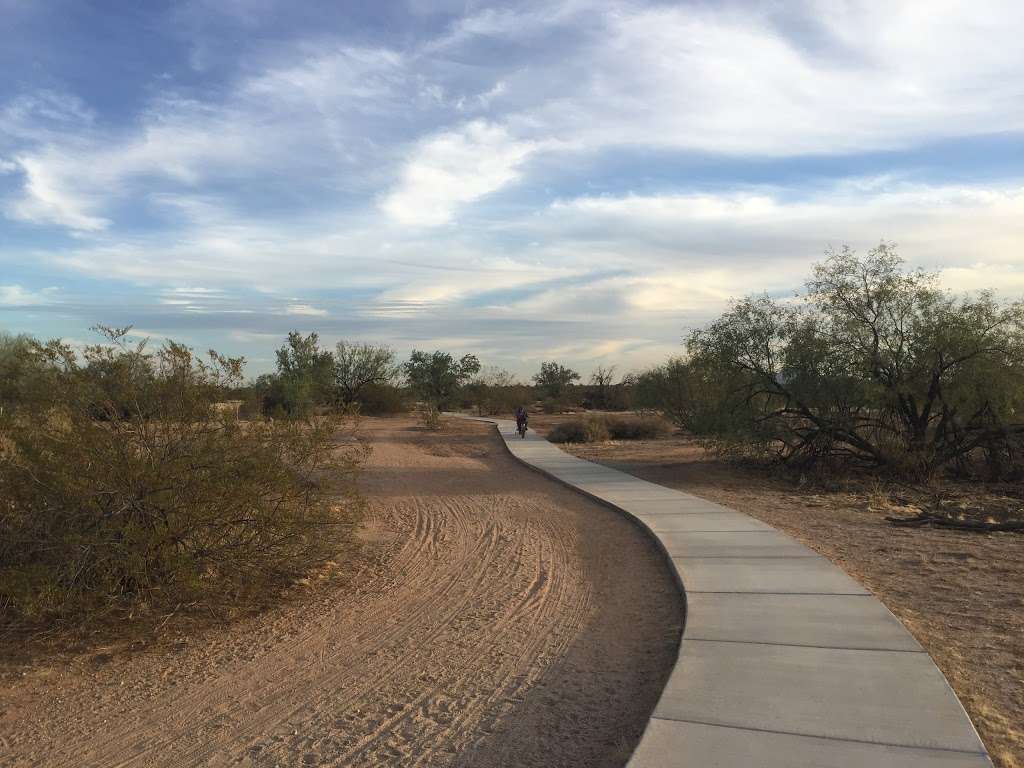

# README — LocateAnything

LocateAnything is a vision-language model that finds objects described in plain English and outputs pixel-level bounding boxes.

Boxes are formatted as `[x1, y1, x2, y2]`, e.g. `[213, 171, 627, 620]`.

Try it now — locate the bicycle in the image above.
[516, 420, 528, 439]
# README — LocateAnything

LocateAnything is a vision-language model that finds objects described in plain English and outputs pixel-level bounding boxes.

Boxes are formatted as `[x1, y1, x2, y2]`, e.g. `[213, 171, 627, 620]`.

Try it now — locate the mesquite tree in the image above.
[686, 244, 1024, 478]
[403, 350, 481, 407]
[532, 361, 581, 400]
[334, 341, 400, 405]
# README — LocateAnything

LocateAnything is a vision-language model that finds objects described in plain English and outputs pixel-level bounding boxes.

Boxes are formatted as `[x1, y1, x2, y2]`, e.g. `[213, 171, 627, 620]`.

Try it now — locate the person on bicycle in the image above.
[515, 405, 528, 435]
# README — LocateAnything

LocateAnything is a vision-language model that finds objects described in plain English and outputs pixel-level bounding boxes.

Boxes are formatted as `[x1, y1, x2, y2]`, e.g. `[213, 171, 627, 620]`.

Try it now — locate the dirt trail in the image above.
[0, 418, 681, 767]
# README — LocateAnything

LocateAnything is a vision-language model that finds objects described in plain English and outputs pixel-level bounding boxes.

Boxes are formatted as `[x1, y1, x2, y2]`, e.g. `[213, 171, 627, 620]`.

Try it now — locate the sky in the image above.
[1, 0, 1023, 379]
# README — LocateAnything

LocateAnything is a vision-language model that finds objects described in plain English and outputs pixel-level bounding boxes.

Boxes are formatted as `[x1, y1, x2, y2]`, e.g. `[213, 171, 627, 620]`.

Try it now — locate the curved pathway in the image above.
[458, 416, 993, 768]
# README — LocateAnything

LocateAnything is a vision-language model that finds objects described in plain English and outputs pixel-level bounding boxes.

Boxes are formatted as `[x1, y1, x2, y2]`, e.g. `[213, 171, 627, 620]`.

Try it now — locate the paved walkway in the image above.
[455, 416, 992, 767]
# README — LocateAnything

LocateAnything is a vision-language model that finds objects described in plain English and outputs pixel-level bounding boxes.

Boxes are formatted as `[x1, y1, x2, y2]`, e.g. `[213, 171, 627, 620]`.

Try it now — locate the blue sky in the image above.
[2, 0, 1023, 378]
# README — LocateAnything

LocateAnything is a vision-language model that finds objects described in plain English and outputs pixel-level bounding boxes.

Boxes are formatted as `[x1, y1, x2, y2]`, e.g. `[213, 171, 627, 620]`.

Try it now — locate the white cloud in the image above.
[6, 1, 1024, 235]
[426, 3, 579, 51]
[284, 303, 328, 317]
[381, 1, 1024, 225]
[478, 180, 1024, 326]
[0, 46, 410, 233]
[0, 284, 56, 306]
[456, 80, 507, 112]
[23, 178, 1024, 335]
[516, 1, 1024, 156]
[380, 121, 539, 226]
[545, 183, 1024, 268]
[939, 264, 1024, 293]
[0, 91, 95, 146]
[244, 46, 405, 112]
[552, 193, 784, 223]
[165, 286, 225, 295]
[6, 155, 110, 231]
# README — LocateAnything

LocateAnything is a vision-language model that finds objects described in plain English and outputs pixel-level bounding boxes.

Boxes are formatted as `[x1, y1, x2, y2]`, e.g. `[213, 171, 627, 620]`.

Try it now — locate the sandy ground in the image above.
[0, 417, 681, 767]
[549, 428, 1024, 768]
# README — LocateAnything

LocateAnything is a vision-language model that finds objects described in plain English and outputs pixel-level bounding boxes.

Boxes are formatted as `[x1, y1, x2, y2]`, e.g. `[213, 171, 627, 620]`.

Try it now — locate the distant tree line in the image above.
[233, 333, 637, 420]
[1, 328, 637, 426]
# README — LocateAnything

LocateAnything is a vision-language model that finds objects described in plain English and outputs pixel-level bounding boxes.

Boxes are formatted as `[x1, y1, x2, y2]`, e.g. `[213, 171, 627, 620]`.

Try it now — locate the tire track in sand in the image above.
[3, 418, 680, 768]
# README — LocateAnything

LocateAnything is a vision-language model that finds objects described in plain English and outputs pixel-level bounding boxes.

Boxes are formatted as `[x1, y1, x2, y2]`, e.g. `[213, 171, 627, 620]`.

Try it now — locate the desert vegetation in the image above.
[634, 245, 1024, 484]
[3, 244, 1021, 631]
[251, 333, 408, 417]
[404, 349, 481, 407]
[463, 366, 534, 416]
[547, 414, 669, 444]
[0, 327, 363, 633]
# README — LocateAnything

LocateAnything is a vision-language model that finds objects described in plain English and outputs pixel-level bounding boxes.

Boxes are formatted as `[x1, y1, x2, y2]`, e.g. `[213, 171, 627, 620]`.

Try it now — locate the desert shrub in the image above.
[215, 384, 262, 421]
[585, 416, 611, 442]
[356, 383, 408, 415]
[463, 368, 531, 415]
[541, 397, 574, 414]
[547, 416, 609, 443]
[488, 383, 534, 415]
[547, 419, 588, 443]
[604, 382, 634, 411]
[418, 402, 443, 430]
[548, 414, 670, 444]
[255, 332, 335, 417]
[234, 387, 264, 420]
[585, 365, 634, 410]
[0, 332, 43, 417]
[604, 415, 670, 440]
[0, 327, 364, 629]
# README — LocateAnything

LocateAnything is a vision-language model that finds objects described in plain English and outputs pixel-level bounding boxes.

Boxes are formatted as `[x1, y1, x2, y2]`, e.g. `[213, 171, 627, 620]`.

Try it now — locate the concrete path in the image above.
[454, 415, 992, 767]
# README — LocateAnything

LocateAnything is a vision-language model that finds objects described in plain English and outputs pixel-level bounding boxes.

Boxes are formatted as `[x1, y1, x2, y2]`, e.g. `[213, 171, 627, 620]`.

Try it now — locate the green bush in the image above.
[263, 331, 335, 416]
[0, 328, 364, 629]
[0, 332, 41, 417]
[404, 350, 480, 409]
[485, 384, 533, 415]
[356, 383, 408, 415]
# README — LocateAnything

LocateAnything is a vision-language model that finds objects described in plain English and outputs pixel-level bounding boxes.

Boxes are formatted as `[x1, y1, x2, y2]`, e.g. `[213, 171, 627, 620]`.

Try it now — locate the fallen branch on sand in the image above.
[885, 512, 1024, 532]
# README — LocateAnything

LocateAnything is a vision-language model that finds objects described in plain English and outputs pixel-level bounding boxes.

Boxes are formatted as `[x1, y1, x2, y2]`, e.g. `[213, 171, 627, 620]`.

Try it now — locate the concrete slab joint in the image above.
[449, 414, 993, 768]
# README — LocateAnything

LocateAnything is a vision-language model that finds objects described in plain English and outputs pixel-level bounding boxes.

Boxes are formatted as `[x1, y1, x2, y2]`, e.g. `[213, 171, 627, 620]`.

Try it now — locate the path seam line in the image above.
[646, 716, 990, 757]
[684, 637, 925, 653]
